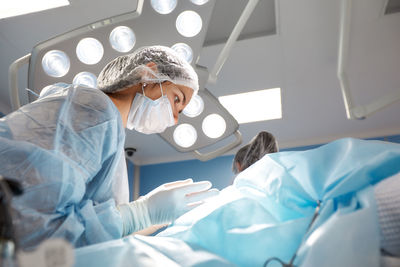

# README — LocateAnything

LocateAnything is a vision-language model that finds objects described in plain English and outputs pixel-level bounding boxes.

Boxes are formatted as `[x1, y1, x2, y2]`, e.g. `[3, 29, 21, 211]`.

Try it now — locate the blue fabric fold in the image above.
[0, 84, 125, 249]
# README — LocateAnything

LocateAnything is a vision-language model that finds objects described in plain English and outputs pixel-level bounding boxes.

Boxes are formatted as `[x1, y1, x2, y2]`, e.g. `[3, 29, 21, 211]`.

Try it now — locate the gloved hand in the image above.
[118, 179, 219, 236]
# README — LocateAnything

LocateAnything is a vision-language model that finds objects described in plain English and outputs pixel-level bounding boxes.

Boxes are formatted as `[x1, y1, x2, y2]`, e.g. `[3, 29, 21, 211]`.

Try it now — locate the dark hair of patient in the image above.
[232, 131, 278, 174]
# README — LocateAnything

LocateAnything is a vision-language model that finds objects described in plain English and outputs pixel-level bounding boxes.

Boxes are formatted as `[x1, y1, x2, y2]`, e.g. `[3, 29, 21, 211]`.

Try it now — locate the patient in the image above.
[75, 138, 400, 267]
[230, 132, 399, 261]
[158, 138, 400, 267]
[233, 131, 278, 174]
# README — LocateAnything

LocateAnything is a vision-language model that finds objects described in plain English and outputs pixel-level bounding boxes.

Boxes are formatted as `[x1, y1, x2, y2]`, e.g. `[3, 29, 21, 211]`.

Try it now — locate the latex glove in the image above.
[118, 179, 219, 236]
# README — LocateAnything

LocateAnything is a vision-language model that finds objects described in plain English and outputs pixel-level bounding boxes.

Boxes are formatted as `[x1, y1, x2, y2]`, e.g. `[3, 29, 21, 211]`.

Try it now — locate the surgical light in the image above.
[173, 123, 198, 148]
[42, 50, 70, 77]
[176, 10, 202, 38]
[202, 113, 226, 139]
[183, 94, 204, 118]
[160, 87, 240, 160]
[109, 26, 136, 53]
[219, 88, 282, 124]
[13, 0, 238, 161]
[76, 38, 104, 65]
[73, 72, 97, 88]
[171, 43, 193, 63]
[190, 0, 209, 5]
[151, 0, 177, 15]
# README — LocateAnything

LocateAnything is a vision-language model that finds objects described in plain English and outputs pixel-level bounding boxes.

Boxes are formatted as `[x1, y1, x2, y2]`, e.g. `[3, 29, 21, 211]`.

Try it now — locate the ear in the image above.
[146, 61, 157, 70]
[141, 61, 158, 80]
[145, 62, 158, 74]
[235, 162, 242, 173]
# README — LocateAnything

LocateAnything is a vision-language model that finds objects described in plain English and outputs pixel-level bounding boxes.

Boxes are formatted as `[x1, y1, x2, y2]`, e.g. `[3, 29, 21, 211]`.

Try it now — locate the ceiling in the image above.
[0, 0, 399, 166]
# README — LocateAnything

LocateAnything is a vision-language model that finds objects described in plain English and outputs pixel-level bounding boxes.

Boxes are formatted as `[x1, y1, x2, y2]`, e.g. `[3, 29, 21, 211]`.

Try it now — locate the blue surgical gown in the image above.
[0, 83, 127, 249]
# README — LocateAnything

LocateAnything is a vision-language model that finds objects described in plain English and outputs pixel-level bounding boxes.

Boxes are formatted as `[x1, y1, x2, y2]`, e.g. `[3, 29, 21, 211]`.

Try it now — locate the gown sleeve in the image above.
[0, 84, 126, 249]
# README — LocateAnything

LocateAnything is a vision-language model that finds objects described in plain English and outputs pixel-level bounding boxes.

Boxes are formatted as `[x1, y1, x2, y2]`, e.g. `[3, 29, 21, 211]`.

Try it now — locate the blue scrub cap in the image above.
[97, 45, 199, 94]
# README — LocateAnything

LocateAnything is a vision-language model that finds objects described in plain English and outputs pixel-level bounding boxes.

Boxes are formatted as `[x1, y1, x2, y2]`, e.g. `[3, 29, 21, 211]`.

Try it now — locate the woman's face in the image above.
[143, 81, 194, 124]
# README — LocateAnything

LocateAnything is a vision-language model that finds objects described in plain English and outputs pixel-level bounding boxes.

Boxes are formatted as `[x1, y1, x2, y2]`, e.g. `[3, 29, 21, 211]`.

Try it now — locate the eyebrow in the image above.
[176, 84, 186, 105]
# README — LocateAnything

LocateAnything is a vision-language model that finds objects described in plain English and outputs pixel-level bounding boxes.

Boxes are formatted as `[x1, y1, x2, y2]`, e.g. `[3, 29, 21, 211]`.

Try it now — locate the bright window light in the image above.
[109, 26, 136, 53]
[173, 124, 197, 148]
[218, 88, 282, 124]
[151, 0, 177, 15]
[76, 38, 104, 65]
[202, 114, 226, 139]
[176, 10, 202, 38]
[0, 0, 70, 19]
[42, 50, 70, 78]
[73, 72, 97, 88]
[183, 94, 204, 118]
[171, 43, 193, 63]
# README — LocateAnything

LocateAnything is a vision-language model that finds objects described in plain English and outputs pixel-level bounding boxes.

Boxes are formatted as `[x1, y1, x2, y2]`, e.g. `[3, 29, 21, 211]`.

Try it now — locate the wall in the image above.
[138, 156, 235, 196]
[127, 160, 135, 201]
[129, 135, 400, 197]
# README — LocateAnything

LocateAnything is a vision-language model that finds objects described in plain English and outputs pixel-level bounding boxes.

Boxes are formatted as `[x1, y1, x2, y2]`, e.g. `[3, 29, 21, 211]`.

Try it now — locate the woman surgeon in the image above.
[0, 45, 218, 249]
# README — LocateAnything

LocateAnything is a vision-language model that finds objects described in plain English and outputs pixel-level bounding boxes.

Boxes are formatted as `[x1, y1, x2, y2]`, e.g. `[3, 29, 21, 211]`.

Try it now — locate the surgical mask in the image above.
[126, 83, 175, 134]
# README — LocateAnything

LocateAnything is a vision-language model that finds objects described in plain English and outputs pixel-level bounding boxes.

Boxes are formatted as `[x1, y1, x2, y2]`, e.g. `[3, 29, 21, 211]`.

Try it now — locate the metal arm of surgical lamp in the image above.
[8, 54, 31, 111]
[187, 0, 259, 160]
[337, 0, 400, 119]
[208, 0, 260, 84]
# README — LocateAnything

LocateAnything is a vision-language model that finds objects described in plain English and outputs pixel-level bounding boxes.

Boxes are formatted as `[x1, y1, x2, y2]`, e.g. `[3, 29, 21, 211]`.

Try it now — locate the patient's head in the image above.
[232, 131, 278, 174]
[233, 144, 250, 174]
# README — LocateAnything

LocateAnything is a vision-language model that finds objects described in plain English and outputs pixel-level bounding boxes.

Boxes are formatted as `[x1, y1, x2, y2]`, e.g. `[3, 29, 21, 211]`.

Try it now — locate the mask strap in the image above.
[141, 82, 164, 97]
[141, 83, 146, 96]
[159, 82, 164, 97]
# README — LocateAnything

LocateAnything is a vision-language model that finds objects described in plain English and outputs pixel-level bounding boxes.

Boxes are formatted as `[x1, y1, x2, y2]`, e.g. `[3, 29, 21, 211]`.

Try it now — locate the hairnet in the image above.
[97, 45, 199, 94]
[233, 131, 278, 174]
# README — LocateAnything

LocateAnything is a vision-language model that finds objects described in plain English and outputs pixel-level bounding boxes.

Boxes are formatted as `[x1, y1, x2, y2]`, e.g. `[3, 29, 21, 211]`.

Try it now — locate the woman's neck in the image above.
[107, 85, 140, 127]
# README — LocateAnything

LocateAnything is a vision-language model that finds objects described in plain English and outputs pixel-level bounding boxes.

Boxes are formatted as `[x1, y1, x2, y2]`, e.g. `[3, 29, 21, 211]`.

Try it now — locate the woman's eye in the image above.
[174, 96, 180, 103]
